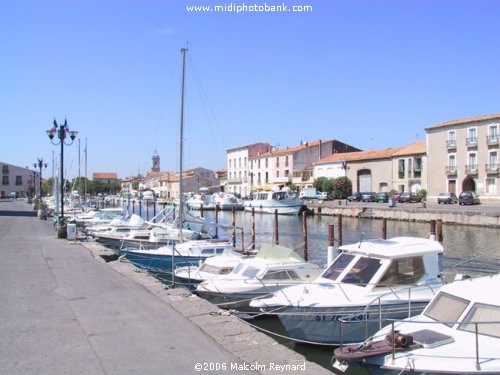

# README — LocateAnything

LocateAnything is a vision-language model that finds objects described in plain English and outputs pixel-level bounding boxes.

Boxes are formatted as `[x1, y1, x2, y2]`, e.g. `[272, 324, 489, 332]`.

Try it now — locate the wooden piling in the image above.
[337, 214, 343, 247]
[274, 209, 279, 245]
[382, 218, 387, 240]
[430, 219, 436, 240]
[302, 211, 308, 261]
[232, 207, 236, 248]
[139, 201, 142, 218]
[132, 200, 135, 214]
[241, 228, 245, 253]
[251, 207, 256, 250]
[153, 200, 156, 221]
[328, 224, 334, 247]
[200, 204, 204, 218]
[146, 201, 149, 221]
[215, 204, 219, 238]
[437, 219, 443, 242]
[328, 224, 335, 266]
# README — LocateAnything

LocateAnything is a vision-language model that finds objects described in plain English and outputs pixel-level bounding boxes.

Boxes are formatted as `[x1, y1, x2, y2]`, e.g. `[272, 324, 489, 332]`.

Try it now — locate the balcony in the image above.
[273, 176, 291, 183]
[465, 164, 478, 175]
[486, 163, 499, 174]
[446, 140, 456, 149]
[487, 135, 499, 147]
[466, 137, 478, 148]
[413, 168, 422, 178]
[445, 166, 457, 175]
[227, 178, 242, 184]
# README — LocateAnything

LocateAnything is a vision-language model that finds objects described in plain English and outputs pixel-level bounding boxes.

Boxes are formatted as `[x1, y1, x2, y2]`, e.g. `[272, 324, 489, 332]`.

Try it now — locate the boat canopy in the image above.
[256, 244, 305, 264]
[340, 237, 443, 259]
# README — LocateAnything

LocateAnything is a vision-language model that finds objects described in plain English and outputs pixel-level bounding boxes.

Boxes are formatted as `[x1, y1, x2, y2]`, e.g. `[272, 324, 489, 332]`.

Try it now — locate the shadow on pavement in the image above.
[0, 210, 37, 217]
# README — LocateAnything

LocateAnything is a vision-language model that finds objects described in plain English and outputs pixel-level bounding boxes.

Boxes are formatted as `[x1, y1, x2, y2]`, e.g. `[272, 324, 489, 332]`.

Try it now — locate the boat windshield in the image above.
[242, 266, 260, 278]
[340, 257, 382, 286]
[376, 257, 425, 287]
[261, 269, 300, 280]
[199, 263, 234, 275]
[272, 192, 287, 200]
[231, 262, 245, 275]
[458, 303, 500, 338]
[323, 253, 355, 281]
[424, 291, 470, 327]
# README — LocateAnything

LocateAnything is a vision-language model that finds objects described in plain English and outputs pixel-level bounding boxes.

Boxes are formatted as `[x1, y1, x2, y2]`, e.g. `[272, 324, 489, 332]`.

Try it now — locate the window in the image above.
[276, 171, 280, 178]
[244, 157, 247, 167]
[467, 128, 478, 146]
[459, 303, 500, 338]
[239, 158, 241, 168]
[377, 257, 425, 286]
[469, 153, 477, 169]
[323, 253, 355, 281]
[201, 249, 215, 255]
[15, 176, 22, 186]
[489, 151, 498, 168]
[229, 159, 231, 168]
[232, 263, 244, 275]
[265, 172, 269, 183]
[284, 170, 289, 177]
[449, 154, 456, 168]
[341, 257, 382, 285]
[262, 270, 293, 280]
[285, 156, 289, 167]
[414, 157, 422, 177]
[488, 125, 499, 143]
[242, 266, 260, 278]
[2, 176, 9, 185]
[258, 159, 261, 168]
[408, 158, 413, 178]
[447, 131, 456, 147]
[398, 159, 405, 179]
[486, 178, 496, 195]
[424, 292, 469, 326]
[2, 165, 8, 174]
[276, 157, 280, 167]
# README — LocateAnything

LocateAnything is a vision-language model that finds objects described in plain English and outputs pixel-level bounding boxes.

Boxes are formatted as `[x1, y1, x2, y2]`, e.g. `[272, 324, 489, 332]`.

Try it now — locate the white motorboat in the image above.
[186, 194, 215, 210]
[333, 274, 500, 374]
[211, 192, 243, 211]
[250, 237, 443, 345]
[195, 244, 322, 312]
[244, 188, 303, 215]
[86, 213, 146, 235]
[69, 208, 124, 228]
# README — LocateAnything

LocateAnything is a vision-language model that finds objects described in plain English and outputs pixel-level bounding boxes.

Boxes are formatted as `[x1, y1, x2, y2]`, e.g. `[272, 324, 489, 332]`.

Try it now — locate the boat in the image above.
[333, 273, 500, 374]
[186, 188, 216, 210]
[86, 213, 146, 235]
[250, 237, 444, 345]
[195, 244, 323, 312]
[211, 192, 243, 211]
[244, 187, 303, 215]
[69, 208, 125, 228]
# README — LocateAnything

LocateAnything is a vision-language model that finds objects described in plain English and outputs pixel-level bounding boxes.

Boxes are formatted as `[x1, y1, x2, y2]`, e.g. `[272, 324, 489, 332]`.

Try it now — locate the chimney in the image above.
[300, 140, 303, 145]
[318, 139, 322, 160]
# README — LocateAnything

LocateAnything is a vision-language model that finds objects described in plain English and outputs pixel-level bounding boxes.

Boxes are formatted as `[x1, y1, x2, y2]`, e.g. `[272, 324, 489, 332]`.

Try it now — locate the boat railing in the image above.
[338, 317, 500, 371]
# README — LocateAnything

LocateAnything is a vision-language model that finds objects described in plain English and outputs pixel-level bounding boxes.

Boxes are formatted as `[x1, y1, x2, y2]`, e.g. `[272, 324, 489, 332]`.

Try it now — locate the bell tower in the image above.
[151, 150, 160, 172]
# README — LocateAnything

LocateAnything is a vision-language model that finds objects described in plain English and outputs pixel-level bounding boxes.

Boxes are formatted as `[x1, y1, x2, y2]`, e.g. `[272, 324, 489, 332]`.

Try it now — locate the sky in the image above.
[2, 0, 500, 180]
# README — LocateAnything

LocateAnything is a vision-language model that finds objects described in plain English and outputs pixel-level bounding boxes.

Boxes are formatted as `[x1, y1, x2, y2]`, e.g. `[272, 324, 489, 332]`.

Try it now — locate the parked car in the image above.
[347, 192, 363, 202]
[399, 192, 422, 203]
[438, 192, 458, 204]
[361, 192, 375, 202]
[374, 192, 389, 203]
[459, 191, 480, 205]
[318, 191, 333, 200]
[391, 192, 403, 202]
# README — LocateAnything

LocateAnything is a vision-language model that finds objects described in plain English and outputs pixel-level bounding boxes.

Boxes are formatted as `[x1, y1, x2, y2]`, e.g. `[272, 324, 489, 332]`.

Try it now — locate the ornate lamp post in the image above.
[33, 158, 48, 198]
[46, 119, 78, 237]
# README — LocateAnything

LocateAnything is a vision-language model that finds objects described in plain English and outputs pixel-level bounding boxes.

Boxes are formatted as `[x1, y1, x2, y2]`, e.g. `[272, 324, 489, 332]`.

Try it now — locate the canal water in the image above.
[129, 204, 500, 373]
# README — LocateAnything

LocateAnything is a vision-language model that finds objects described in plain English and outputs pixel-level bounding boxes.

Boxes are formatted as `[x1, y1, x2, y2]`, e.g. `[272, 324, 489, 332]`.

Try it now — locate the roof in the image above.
[251, 140, 333, 158]
[93, 173, 118, 180]
[425, 113, 500, 131]
[315, 148, 401, 165]
[438, 274, 500, 305]
[391, 141, 426, 157]
[340, 237, 443, 258]
[227, 142, 271, 152]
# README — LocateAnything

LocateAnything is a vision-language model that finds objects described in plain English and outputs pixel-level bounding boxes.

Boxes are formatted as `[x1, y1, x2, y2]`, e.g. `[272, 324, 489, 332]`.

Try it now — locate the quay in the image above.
[0, 200, 331, 375]
[307, 200, 500, 227]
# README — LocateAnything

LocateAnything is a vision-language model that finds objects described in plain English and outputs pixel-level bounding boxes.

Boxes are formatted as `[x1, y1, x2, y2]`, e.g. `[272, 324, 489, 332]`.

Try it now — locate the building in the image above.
[151, 151, 160, 173]
[391, 141, 427, 194]
[426, 113, 500, 201]
[157, 167, 218, 199]
[1, 161, 40, 198]
[227, 142, 271, 197]
[92, 173, 118, 184]
[215, 169, 227, 192]
[120, 176, 142, 196]
[249, 140, 360, 191]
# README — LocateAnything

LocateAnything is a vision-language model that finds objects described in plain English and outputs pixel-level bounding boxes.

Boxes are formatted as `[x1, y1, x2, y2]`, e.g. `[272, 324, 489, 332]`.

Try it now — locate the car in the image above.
[399, 192, 422, 203]
[391, 192, 403, 202]
[459, 191, 480, 205]
[347, 192, 363, 202]
[361, 192, 375, 202]
[318, 191, 333, 200]
[437, 192, 458, 204]
[374, 192, 389, 203]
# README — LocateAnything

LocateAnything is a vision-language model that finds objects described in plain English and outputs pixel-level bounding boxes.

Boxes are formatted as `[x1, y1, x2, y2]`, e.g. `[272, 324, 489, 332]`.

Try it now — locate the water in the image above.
[128, 203, 500, 373]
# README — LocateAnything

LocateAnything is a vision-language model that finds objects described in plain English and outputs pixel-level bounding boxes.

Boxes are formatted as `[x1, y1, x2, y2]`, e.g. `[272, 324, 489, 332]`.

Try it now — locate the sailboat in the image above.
[123, 48, 235, 282]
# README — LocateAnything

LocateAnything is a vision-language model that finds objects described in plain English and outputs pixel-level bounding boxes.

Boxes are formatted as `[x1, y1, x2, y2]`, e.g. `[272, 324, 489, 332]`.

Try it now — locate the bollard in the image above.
[251, 207, 256, 250]
[232, 207, 236, 248]
[302, 211, 308, 261]
[139, 201, 142, 218]
[146, 200, 149, 221]
[382, 218, 387, 240]
[437, 219, 443, 242]
[327, 224, 335, 266]
[337, 214, 343, 247]
[132, 200, 135, 214]
[430, 220, 436, 241]
[274, 209, 279, 245]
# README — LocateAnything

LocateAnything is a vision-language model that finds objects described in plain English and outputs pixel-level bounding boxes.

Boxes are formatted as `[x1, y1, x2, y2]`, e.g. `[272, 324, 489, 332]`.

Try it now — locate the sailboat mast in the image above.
[178, 47, 187, 242]
[84, 137, 87, 205]
[78, 138, 81, 204]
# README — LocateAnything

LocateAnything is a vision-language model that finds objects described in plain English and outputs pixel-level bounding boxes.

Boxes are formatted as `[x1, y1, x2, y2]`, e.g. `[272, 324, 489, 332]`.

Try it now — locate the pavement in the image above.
[0, 200, 330, 375]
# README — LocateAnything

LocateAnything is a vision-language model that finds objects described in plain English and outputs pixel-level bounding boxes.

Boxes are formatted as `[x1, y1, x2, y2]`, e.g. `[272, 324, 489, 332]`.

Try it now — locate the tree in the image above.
[132, 181, 139, 191]
[313, 177, 329, 192]
[322, 179, 333, 194]
[332, 177, 352, 199]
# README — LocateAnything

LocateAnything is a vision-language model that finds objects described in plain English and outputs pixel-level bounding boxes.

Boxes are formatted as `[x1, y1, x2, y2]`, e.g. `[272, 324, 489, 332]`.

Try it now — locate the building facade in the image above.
[391, 141, 427, 193]
[426, 113, 500, 201]
[157, 167, 218, 199]
[1, 161, 40, 198]
[93, 173, 118, 184]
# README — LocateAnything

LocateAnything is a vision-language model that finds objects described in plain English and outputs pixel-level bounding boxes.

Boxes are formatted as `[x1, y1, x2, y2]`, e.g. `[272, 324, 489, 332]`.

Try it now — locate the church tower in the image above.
[151, 150, 160, 172]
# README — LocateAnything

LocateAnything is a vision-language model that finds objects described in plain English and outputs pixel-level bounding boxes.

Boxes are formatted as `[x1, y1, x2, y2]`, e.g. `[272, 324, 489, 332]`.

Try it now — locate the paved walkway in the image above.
[0, 200, 257, 375]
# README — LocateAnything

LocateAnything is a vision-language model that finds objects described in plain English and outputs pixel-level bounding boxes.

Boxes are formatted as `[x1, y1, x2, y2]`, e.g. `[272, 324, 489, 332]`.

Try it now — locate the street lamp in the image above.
[46, 119, 78, 236]
[33, 158, 48, 198]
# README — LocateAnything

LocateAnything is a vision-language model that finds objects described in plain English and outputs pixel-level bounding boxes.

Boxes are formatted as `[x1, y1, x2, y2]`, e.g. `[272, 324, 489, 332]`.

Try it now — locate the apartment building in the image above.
[391, 141, 427, 193]
[156, 167, 218, 199]
[1, 161, 40, 198]
[249, 140, 359, 191]
[226, 143, 271, 197]
[426, 113, 500, 200]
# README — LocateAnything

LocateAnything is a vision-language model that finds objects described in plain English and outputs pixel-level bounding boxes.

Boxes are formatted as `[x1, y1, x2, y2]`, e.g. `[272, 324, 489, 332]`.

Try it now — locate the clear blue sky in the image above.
[2, 0, 500, 179]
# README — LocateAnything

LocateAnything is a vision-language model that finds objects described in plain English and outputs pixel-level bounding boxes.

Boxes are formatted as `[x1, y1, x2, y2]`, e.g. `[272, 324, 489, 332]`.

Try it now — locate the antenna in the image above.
[358, 232, 365, 248]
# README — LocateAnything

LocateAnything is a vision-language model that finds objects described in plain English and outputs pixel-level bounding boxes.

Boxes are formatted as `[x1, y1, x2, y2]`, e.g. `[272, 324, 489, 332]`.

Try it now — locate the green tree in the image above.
[132, 181, 139, 191]
[313, 177, 329, 192]
[332, 177, 352, 199]
[322, 178, 334, 193]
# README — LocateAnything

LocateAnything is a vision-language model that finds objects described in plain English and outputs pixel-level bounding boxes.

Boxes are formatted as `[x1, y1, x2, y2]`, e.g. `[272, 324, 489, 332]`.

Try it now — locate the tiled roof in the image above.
[146, 171, 172, 178]
[315, 148, 402, 165]
[425, 113, 500, 131]
[121, 176, 142, 183]
[93, 173, 118, 180]
[227, 142, 271, 152]
[391, 141, 426, 156]
[251, 140, 332, 158]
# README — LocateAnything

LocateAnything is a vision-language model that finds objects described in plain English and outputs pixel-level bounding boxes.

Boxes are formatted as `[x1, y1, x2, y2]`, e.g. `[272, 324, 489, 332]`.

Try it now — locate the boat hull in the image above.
[121, 249, 206, 272]
[195, 290, 273, 312]
[244, 203, 302, 215]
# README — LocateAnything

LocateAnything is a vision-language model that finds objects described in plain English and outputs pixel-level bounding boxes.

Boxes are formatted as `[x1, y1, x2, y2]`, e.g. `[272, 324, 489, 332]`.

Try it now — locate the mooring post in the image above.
[172, 203, 176, 221]
[382, 218, 387, 240]
[328, 224, 335, 266]
[215, 204, 219, 238]
[430, 219, 436, 241]
[302, 211, 308, 261]
[146, 200, 149, 221]
[274, 209, 279, 245]
[241, 228, 245, 254]
[437, 219, 443, 242]
[251, 207, 256, 250]
[232, 207, 236, 248]
[153, 200, 156, 222]
[337, 214, 343, 247]
[132, 200, 135, 214]
[139, 200, 142, 218]
[200, 204, 204, 218]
